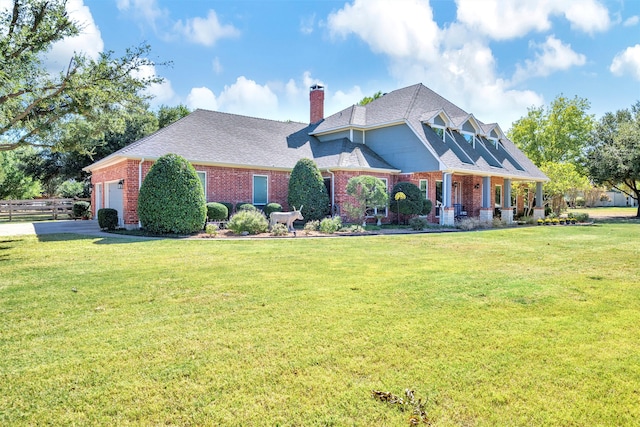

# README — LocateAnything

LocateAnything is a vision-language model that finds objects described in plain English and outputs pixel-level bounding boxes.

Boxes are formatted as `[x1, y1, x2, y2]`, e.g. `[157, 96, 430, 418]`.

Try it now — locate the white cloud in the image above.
[300, 13, 316, 35]
[563, 0, 610, 33]
[186, 87, 218, 111]
[216, 77, 279, 118]
[173, 10, 240, 46]
[455, 0, 610, 40]
[512, 36, 586, 83]
[326, 0, 545, 127]
[46, 0, 104, 72]
[212, 57, 223, 74]
[181, 72, 366, 123]
[624, 16, 639, 27]
[610, 45, 640, 80]
[328, 0, 440, 63]
[115, 0, 169, 30]
[132, 64, 177, 106]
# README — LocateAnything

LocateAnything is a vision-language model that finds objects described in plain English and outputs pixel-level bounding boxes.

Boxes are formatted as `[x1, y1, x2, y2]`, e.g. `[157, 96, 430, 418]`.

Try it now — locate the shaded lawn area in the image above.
[1, 224, 639, 426]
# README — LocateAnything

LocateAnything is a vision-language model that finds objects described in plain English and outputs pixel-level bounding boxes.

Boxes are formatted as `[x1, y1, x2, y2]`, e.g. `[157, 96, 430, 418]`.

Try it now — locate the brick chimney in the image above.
[309, 84, 324, 124]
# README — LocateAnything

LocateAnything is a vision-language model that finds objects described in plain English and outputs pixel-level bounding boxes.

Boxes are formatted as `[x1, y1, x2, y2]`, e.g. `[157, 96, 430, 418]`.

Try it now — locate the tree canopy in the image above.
[358, 91, 383, 106]
[343, 175, 388, 223]
[0, 0, 164, 153]
[586, 102, 640, 217]
[508, 95, 594, 166]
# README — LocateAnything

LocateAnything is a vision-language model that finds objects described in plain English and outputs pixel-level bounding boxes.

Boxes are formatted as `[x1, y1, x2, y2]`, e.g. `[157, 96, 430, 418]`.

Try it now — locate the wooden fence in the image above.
[0, 198, 91, 221]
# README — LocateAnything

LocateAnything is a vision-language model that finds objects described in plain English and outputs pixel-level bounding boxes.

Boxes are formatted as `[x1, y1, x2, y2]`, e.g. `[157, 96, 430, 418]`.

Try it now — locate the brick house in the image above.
[84, 83, 548, 228]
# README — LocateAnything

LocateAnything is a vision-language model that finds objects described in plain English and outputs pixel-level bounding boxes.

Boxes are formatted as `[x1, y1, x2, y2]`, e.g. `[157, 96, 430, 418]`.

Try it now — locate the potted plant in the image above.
[544, 218, 552, 225]
[537, 218, 544, 226]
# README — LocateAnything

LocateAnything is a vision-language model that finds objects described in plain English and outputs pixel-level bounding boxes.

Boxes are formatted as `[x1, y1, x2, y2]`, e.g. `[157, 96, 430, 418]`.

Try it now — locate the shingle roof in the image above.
[312, 83, 547, 181]
[86, 83, 546, 181]
[85, 109, 397, 172]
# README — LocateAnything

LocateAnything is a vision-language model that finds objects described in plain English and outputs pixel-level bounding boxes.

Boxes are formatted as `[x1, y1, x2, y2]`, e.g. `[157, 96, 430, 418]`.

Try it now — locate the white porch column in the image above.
[479, 176, 493, 222]
[533, 181, 545, 220]
[501, 178, 513, 224]
[440, 172, 455, 226]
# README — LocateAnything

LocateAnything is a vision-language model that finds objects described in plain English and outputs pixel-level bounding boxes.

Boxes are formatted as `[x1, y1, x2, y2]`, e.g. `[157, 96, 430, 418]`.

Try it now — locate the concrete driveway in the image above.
[0, 220, 109, 237]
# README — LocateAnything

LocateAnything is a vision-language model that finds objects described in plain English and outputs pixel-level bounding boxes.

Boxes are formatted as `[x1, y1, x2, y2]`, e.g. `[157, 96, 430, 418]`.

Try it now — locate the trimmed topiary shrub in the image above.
[72, 201, 91, 219]
[138, 153, 206, 234]
[227, 209, 269, 235]
[218, 202, 234, 218]
[421, 198, 433, 216]
[97, 208, 118, 230]
[264, 202, 283, 218]
[288, 158, 329, 221]
[206, 202, 228, 221]
[389, 182, 424, 216]
[236, 202, 256, 212]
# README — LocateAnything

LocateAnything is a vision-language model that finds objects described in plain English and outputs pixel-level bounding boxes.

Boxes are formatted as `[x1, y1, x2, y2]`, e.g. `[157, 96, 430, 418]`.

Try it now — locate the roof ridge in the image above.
[194, 108, 307, 126]
[403, 84, 423, 119]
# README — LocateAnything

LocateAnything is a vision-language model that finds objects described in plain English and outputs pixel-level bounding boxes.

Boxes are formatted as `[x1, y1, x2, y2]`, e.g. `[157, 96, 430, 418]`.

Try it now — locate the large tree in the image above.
[0, 0, 163, 153]
[586, 102, 640, 217]
[509, 95, 594, 165]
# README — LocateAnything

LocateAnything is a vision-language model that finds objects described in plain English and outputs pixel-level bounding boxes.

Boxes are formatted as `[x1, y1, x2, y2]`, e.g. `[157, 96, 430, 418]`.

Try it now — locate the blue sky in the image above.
[19, 0, 640, 129]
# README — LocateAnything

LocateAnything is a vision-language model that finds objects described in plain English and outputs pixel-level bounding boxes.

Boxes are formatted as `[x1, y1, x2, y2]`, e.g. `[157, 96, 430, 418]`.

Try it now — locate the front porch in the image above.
[432, 173, 545, 226]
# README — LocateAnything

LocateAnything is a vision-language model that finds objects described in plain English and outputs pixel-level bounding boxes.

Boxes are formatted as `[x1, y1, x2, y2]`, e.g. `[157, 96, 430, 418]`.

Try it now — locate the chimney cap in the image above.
[310, 84, 324, 91]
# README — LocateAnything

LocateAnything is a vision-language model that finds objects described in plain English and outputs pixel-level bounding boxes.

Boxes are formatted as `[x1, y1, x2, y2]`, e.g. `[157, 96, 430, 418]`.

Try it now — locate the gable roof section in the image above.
[84, 109, 397, 172]
[312, 83, 547, 181]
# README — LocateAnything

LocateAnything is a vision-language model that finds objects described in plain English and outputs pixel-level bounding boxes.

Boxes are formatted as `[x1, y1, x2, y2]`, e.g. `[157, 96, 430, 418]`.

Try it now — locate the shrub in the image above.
[138, 154, 206, 234]
[303, 220, 319, 235]
[206, 202, 228, 221]
[205, 223, 219, 237]
[227, 209, 269, 235]
[389, 182, 424, 216]
[288, 158, 330, 221]
[97, 208, 118, 230]
[576, 196, 586, 207]
[340, 224, 366, 233]
[421, 198, 433, 216]
[409, 217, 428, 230]
[492, 217, 506, 228]
[270, 223, 289, 236]
[218, 202, 234, 218]
[236, 203, 256, 212]
[72, 201, 91, 219]
[456, 217, 491, 231]
[570, 212, 589, 222]
[319, 216, 342, 234]
[264, 203, 283, 218]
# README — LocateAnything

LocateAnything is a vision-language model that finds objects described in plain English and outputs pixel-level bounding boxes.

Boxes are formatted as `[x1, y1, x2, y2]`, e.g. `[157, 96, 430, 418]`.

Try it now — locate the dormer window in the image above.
[462, 133, 473, 144]
[433, 127, 444, 139]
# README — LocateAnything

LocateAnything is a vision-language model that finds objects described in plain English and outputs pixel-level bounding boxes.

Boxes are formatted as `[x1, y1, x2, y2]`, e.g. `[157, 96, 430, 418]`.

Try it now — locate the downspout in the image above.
[138, 158, 145, 228]
[327, 169, 336, 216]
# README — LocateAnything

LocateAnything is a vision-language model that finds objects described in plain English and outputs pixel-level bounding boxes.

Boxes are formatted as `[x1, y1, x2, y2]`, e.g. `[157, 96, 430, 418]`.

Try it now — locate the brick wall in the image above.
[90, 158, 506, 226]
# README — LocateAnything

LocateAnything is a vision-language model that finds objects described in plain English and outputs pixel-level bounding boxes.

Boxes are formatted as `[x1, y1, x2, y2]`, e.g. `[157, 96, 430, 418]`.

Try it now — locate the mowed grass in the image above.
[1, 225, 639, 426]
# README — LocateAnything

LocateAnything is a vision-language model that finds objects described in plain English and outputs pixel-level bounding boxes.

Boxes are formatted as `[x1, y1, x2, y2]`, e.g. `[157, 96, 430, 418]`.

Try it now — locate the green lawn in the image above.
[567, 206, 638, 218]
[1, 225, 639, 426]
